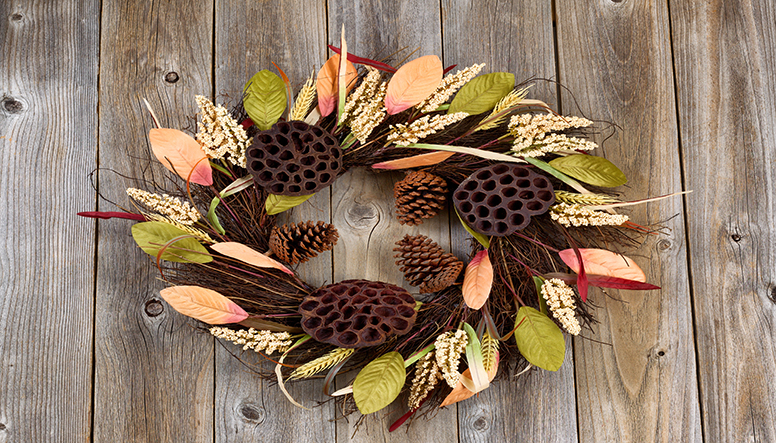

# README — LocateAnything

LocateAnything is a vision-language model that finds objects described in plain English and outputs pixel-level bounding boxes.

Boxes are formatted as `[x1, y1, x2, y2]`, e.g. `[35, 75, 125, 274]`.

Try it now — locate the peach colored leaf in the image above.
[385, 55, 443, 115]
[149, 128, 212, 186]
[210, 242, 293, 275]
[316, 54, 357, 117]
[558, 248, 646, 283]
[159, 285, 248, 324]
[440, 353, 498, 407]
[371, 151, 454, 170]
[462, 250, 493, 310]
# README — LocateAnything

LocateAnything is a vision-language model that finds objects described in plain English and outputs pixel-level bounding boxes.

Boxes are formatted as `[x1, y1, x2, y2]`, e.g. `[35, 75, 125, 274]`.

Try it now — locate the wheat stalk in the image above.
[288, 347, 354, 380]
[481, 331, 499, 373]
[554, 191, 619, 206]
[476, 86, 530, 132]
[289, 74, 315, 121]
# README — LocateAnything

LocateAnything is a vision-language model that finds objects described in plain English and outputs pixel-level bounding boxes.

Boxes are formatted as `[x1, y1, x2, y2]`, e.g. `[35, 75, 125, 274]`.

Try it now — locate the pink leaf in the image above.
[77, 211, 145, 221]
[372, 151, 454, 170]
[385, 55, 443, 114]
[210, 242, 293, 275]
[558, 248, 646, 283]
[544, 272, 661, 290]
[462, 250, 493, 310]
[148, 128, 212, 186]
[159, 285, 248, 324]
[316, 53, 358, 117]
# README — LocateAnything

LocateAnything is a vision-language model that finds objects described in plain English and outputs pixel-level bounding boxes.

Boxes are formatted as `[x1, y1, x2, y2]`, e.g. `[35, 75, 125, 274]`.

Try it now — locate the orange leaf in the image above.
[462, 250, 493, 310]
[372, 151, 454, 170]
[210, 242, 293, 275]
[159, 285, 248, 324]
[316, 54, 357, 117]
[149, 128, 212, 186]
[385, 55, 443, 115]
[558, 248, 646, 283]
[440, 354, 499, 407]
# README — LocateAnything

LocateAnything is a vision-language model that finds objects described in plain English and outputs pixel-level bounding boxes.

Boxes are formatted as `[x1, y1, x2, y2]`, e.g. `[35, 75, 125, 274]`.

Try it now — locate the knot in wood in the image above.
[144, 299, 164, 317]
[238, 402, 265, 423]
[473, 416, 488, 431]
[11, 13, 23, 21]
[657, 239, 671, 251]
[2, 97, 23, 113]
[345, 202, 378, 229]
[0, 423, 5, 431]
[731, 233, 742, 242]
[164, 72, 180, 83]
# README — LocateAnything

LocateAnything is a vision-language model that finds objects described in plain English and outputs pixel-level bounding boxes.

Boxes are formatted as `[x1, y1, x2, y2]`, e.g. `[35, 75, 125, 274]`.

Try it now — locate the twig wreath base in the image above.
[80, 35, 674, 431]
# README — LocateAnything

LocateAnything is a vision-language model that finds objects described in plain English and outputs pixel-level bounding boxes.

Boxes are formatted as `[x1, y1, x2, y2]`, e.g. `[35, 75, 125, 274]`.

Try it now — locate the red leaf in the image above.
[371, 151, 454, 170]
[462, 250, 493, 310]
[77, 211, 145, 221]
[544, 273, 661, 290]
[148, 128, 213, 186]
[443, 64, 458, 75]
[385, 55, 443, 114]
[240, 118, 254, 129]
[558, 248, 646, 284]
[328, 45, 397, 72]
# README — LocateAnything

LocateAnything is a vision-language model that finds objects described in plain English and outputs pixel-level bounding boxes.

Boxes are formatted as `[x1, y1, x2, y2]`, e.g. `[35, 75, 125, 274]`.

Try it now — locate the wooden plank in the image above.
[0, 1, 98, 441]
[212, 1, 336, 442]
[555, 1, 701, 441]
[669, 0, 776, 441]
[326, 1, 458, 441]
[93, 1, 215, 441]
[441, 2, 578, 441]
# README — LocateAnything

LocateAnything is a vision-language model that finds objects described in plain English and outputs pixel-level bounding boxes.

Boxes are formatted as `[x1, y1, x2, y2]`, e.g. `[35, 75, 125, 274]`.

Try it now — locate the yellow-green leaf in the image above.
[455, 207, 490, 248]
[449, 72, 515, 115]
[244, 70, 287, 131]
[265, 193, 314, 216]
[514, 306, 565, 371]
[352, 352, 406, 414]
[549, 155, 627, 188]
[131, 222, 212, 263]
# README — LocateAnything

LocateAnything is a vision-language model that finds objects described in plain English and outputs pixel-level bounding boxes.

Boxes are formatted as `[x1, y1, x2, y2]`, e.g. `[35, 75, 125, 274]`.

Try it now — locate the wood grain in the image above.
[213, 1, 336, 442]
[0, 1, 98, 441]
[326, 1, 458, 441]
[441, 2, 578, 441]
[555, 1, 701, 441]
[94, 1, 215, 441]
[670, 0, 776, 441]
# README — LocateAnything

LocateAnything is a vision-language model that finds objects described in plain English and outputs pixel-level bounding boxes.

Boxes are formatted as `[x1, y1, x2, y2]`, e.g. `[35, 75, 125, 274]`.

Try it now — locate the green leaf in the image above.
[404, 343, 434, 368]
[461, 322, 489, 393]
[449, 72, 515, 115]
[523, 156, 590, 194]
[352, 352, 406, 414]
[513, 306, 565, 371]
[244, 70, 287, 131]
[207, 197, 226, 235]
[533, 276, 549, 316]
[265, 193, 314, 215]
[455, 207, 490, 248]
[131, 222, 212, 263]
[549, 155, 627, 188]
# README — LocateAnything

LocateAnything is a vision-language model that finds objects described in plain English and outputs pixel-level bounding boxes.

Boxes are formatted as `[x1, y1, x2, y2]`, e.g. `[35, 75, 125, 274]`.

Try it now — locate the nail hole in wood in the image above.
[238, 403, 264, 423]
[164, 72, 180, 83]
[144, 299, 164, 317]
[0, 423, 6, 430]
[11, 13, 23, 21]
[768, 285, 776, 304]
[731, 234, 742, 242]
[657, 351, 665, 357]
[2, 97, 23, 113]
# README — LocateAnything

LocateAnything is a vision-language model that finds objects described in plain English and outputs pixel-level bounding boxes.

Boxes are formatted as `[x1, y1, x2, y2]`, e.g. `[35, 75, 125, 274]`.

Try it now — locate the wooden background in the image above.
[1, 0, 774, 441]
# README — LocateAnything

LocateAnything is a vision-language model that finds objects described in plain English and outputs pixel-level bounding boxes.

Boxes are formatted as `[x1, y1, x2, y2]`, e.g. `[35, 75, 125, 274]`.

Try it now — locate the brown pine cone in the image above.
[269, 221, 339, 265]
[394, 170, 448, 226]
[393, 234, 463, 293]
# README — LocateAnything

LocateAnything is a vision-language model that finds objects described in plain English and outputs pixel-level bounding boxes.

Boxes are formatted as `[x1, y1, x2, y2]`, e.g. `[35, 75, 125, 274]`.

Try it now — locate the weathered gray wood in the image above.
[94, 1, 215, 441]
[213, 1, 336, 442]
[555, 1, 701, 441]
[669, 0, 776, 441]
[326, 1, 458, 441]
[0, 1, 98, 441]
[441, 2, 578, 441]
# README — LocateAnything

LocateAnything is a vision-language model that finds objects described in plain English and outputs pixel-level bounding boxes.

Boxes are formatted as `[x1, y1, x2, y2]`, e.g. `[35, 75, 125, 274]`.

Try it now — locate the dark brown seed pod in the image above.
[453, 163, 555, 236]
[393, 170, 448, 226]
[269, 221, 339, 265]
[394, 234, 463, 293]
[298, 279, 417, 348]
[246, 121, 343, 196]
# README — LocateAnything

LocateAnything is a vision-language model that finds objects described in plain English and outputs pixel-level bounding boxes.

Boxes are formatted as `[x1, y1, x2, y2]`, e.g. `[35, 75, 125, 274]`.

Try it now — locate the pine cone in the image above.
[269, 221, 339, 265]
[394, 171, 447, 226]
[394, 234, 463, 293]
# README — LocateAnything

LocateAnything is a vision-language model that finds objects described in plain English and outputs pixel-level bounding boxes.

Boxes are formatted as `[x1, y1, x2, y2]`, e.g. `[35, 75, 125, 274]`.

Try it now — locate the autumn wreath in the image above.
[80, 35, 678, 429]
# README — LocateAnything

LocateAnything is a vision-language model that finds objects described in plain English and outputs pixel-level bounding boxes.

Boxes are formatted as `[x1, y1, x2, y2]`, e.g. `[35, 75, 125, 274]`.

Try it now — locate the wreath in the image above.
[80, 35, 677, 430]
